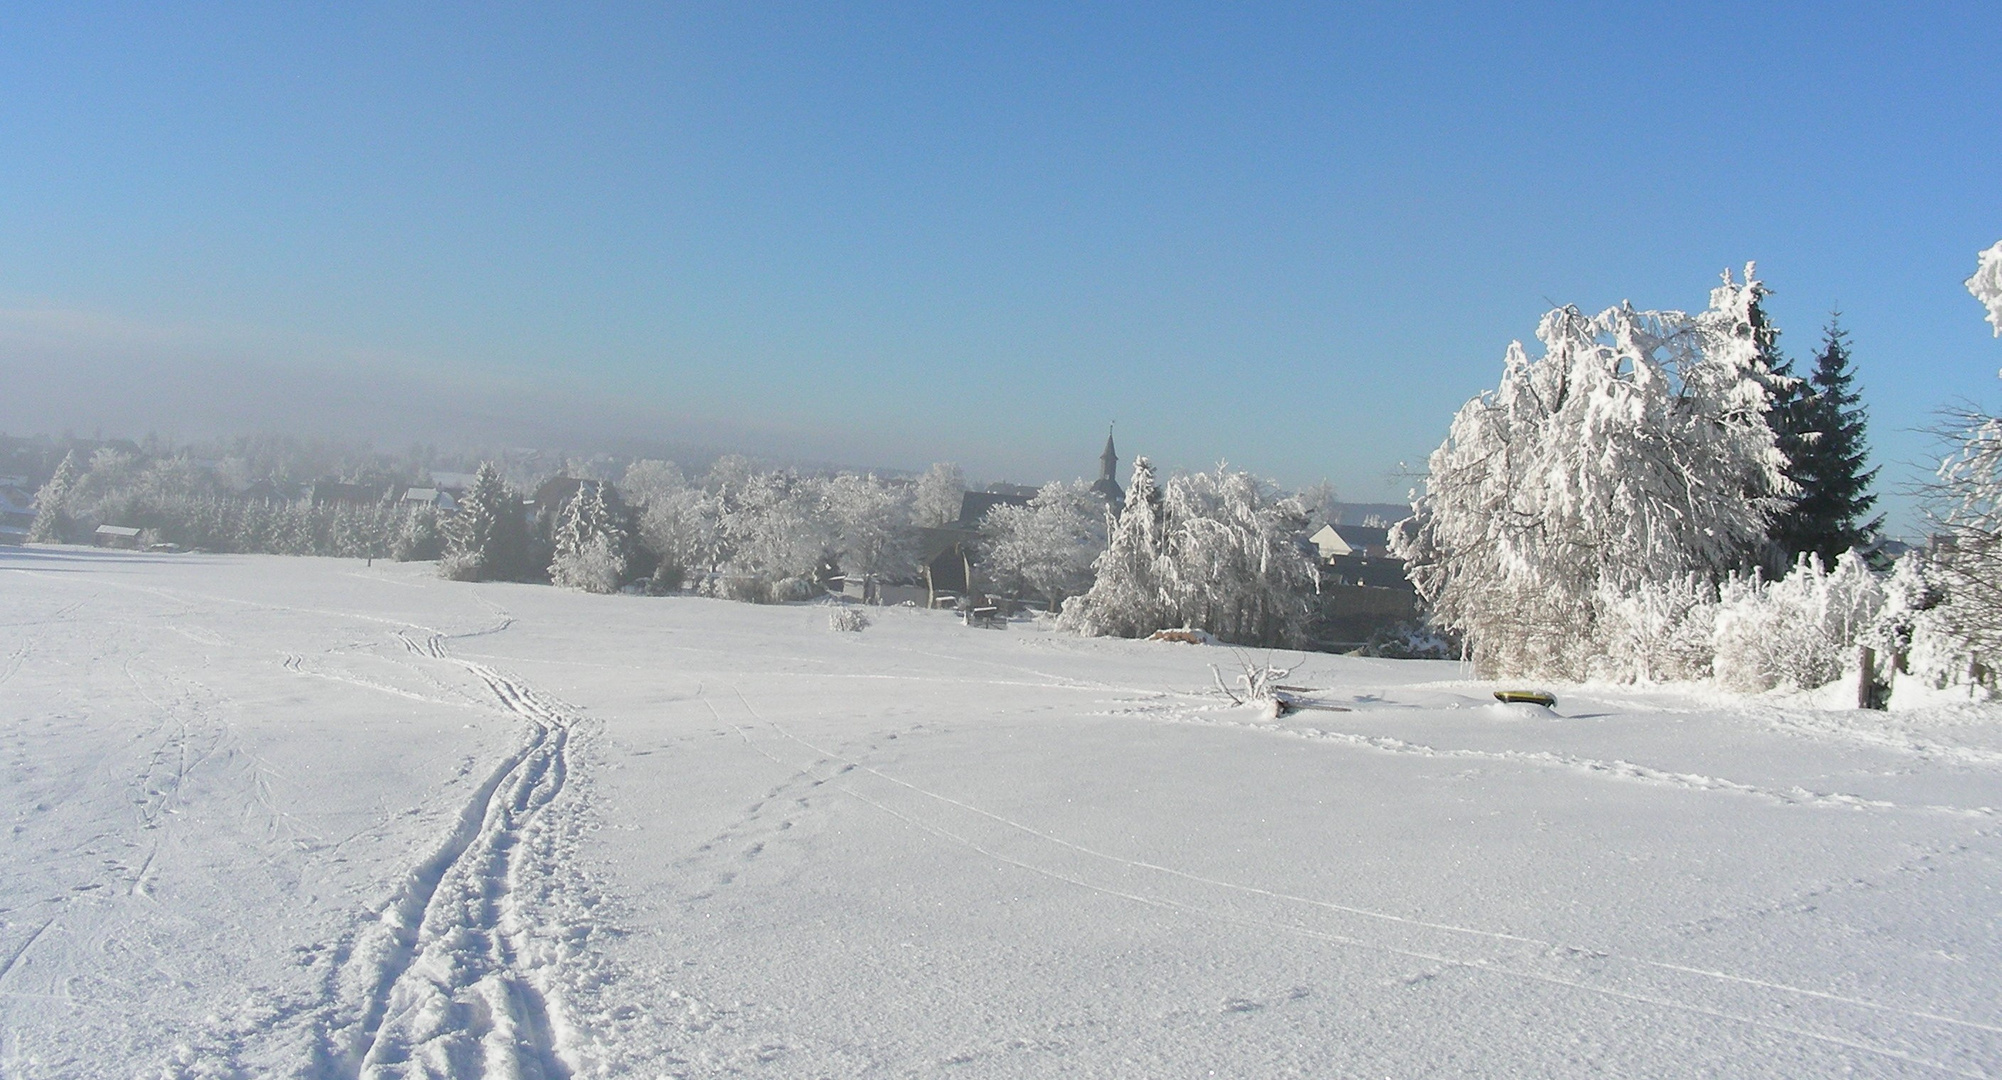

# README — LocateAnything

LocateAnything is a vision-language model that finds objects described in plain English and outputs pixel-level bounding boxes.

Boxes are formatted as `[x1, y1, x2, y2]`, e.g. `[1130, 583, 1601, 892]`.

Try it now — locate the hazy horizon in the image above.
[8, 4, 1999, 534]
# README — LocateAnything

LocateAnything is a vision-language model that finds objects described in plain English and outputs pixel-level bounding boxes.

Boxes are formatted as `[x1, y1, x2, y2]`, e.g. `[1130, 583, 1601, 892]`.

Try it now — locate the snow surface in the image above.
[2, 546, 2000, 1078]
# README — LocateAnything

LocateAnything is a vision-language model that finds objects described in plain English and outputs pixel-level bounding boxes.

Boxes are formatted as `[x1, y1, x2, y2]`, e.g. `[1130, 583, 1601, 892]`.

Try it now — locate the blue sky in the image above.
[3, 3, 1997, 532]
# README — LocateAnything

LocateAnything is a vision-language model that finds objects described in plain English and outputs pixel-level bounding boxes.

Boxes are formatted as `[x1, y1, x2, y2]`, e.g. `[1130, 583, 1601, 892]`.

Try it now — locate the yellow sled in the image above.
[1494, 689, 1557, 707]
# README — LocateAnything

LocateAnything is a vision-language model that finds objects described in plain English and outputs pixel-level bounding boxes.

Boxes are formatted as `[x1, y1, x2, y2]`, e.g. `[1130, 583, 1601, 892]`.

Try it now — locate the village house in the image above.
[93, 524, 143, 549]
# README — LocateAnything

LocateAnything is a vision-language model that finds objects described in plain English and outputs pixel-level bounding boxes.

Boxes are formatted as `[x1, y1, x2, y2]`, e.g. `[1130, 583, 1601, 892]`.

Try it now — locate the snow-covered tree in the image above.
[1927, 403, 2002, 681]
[1969, 239, 2002, 337]
[620, 459, 687, 508]
[441, 463, 530, 582]
[1914, 238, 2002, 692]
[982, 480, 1109, 609]
[1392, 268, 1793, 679]
[550, 482, 632, 593]
[27, 450, 80, 543]
[635, 486, 718, 590]
[1062, 460, 1313, 646]
[1158, 466, 1313, 647]
[1297, 480, 1341, 528]
[715, 470, 833, 600]
[393, 504, 443, 562]
[912, 462, 966, 527]
[822, 473, 916, 581]
[1060, 458, 1167, 638]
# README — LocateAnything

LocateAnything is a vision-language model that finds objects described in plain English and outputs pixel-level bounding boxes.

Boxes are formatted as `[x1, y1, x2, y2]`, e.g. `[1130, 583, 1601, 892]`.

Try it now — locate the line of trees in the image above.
[26, 446, 445, 560]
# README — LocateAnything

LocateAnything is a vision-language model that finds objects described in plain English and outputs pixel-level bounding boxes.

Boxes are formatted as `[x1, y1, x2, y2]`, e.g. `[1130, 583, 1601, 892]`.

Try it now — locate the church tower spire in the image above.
[1091, 424, 1125, 507]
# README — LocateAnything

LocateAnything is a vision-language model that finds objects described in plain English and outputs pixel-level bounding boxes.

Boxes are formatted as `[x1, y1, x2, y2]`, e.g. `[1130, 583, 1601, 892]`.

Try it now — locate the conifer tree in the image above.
[1058, 457, 1167, 637]
[442, 462, 528, 581]
[28, 450, 80, 543]
[1775, 315, 1881, 564]
[550, 481, 632, 592]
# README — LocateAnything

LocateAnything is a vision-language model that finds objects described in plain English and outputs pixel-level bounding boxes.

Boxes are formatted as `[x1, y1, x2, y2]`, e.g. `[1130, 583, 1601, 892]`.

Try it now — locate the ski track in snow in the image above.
[304, 629, 581, 1080]
[701, 685, 2002, 1078]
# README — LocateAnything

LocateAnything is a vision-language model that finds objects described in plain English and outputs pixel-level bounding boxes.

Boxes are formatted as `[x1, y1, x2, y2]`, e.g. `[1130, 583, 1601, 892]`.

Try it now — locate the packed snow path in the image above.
[1, 549, 1999, 1077]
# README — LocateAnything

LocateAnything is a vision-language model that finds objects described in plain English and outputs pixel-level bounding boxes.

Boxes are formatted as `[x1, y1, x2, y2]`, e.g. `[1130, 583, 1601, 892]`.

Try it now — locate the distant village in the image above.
[0, 429, 1427, 654]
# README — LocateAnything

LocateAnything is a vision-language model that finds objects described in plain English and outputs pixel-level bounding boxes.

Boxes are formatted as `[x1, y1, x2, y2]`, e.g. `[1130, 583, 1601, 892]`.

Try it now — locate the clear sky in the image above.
[3, 2, 1997, 533]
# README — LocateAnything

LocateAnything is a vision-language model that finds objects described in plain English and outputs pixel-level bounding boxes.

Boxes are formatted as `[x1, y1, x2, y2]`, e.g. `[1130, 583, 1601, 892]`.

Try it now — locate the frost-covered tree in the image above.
[1158, 467, 1314, 647]
[1297, 480, 1341, 528]
[27, 450, 80, 543]
[1061, 459, 1312, 646]
[393, 504, 443, 562]
[550, 482, 632, 593]
[1060, 458, 1167, 638]
[621, 459, 687, 508]
[1914, 238, 2002, 691]
[1392, 267, 1792, 679]
[441, 463, 530, 582]
[636, 486, 718, 591]
[703, 454, 757, 494]
[1969, 239, 2002, 337]
[982, 480, 1109, 609]
[715, 470, 833, 600]
[912, 462, 966, 527]
[822, 473, 916, 581]
[1927, 403, 2002, 680]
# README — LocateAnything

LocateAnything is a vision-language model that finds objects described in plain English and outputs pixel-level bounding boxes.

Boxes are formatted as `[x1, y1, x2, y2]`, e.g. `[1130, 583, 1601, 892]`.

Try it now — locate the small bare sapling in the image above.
[1210, 652, 1299, 719]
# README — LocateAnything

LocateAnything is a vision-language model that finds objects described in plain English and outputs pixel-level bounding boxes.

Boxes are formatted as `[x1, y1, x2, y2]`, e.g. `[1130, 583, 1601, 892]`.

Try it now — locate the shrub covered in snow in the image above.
[1712, 552, 1885, 693]
[1595, 575, 1718, 683]
[827, 605, 870, 632]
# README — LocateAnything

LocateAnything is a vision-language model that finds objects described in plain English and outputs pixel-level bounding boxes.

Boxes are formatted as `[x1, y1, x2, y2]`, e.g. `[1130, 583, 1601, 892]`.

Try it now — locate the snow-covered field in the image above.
[3, 548, 1999, 1078]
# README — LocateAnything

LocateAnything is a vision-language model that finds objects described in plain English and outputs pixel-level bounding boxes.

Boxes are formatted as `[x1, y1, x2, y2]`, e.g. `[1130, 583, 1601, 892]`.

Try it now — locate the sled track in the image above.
[335, 632, 577, 1079]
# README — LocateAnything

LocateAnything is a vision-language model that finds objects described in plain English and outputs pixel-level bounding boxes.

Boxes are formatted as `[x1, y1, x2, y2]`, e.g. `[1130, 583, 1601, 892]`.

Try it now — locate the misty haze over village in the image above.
[4, 6, 2002, 1078]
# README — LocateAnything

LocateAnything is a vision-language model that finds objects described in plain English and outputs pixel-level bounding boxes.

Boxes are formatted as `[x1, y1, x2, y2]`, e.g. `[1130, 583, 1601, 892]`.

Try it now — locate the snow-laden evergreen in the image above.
[550, 481, 633, 593]
[1059, 458, 1168, 639]
[1392, 267, 1793, 679]
[442, 462, 531, 582]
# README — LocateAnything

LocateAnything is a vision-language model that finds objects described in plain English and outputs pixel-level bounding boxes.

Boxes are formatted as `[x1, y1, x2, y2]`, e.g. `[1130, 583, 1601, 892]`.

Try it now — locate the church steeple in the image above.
[1091, 425, 1124, 507]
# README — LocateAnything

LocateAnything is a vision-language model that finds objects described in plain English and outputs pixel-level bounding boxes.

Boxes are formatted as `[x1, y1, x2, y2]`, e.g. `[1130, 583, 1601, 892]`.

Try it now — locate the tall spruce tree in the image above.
[441, 462, 529, 581]
[1776, 314, 1881, 563]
